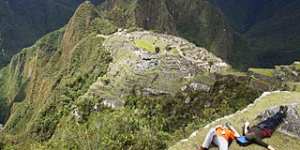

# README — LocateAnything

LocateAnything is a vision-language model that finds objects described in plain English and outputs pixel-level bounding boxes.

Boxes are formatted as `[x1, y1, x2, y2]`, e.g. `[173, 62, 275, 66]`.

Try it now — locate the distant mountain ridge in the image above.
[0, 0, 251, 69]
[0, 0, 104, 68]
[97, 0, 252, 69]
[211, 0, 300, 67]
[2, 0, 300, 69]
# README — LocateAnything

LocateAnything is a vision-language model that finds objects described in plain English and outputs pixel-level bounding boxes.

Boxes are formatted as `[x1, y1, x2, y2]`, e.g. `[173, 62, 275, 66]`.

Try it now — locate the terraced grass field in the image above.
[248, 68, 274, 77]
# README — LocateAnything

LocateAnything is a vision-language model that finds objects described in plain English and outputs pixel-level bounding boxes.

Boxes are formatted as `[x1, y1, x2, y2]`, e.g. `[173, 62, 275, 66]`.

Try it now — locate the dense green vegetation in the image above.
[0, 2, 271, 149]
[0, 2, 112, 146]
[40, 74, 263, 150]
[0, 96, 9, 123]
[0, 0, 94, 68]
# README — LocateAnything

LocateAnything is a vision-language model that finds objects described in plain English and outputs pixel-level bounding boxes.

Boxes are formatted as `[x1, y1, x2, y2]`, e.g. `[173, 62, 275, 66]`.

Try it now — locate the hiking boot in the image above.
[279, 105, 288, 116]
[196, 146, 208, 150]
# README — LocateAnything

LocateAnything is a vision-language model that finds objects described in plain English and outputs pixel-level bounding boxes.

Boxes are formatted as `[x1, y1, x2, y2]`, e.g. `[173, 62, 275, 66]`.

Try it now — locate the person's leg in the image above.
[257, 109, 287, 132]
[213, 136, 229, 150]
[202, 128, 216, 149]
[243, 121, 250, 135]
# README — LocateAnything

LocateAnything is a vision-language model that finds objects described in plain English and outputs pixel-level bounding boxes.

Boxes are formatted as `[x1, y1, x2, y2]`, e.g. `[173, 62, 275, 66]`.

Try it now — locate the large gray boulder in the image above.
[256, 104, 300, 138]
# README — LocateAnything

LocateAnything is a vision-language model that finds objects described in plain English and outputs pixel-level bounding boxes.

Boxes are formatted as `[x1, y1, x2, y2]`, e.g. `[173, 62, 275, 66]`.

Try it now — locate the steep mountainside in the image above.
[0, 0, 104, 68]
[0, 0, 254, 69]
[2, 0, 300, 149]
[0, 2, 279, 149]
[2, 0, 300, 70]
[211, 0, 296, 32]
[246, 0, 300, 67]
[212, 0, 300, 67]
[0, 2, 112, 146]
[97, 0, 252, 69]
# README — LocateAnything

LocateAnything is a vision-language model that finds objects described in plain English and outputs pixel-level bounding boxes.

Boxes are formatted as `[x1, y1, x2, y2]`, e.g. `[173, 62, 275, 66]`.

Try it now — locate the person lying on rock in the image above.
[236, 106, 288, 150]
[198, 122, 241, 150]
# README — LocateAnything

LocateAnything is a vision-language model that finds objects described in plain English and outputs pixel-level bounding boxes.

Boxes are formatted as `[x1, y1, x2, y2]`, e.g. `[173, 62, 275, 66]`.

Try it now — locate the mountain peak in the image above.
[61, 1, 99, 61]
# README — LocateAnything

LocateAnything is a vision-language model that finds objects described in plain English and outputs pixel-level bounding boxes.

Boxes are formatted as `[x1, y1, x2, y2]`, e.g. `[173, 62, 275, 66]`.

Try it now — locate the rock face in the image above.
[272, 62, 300, 82]
[256, 105, 300, 138]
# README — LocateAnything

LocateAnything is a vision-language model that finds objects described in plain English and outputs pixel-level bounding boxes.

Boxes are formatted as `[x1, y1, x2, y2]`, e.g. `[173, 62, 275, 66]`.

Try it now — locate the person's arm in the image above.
[246, 134, 274, 149]
[267, 145, 275, 150]
[225, 122, 241, 137]
[201, 128, 216, 149]
[244, 121, 250, 134]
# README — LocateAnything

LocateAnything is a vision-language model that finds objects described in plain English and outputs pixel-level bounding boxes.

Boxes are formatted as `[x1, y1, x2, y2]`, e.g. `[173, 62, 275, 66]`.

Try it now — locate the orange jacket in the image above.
[215, 127, 236, 142]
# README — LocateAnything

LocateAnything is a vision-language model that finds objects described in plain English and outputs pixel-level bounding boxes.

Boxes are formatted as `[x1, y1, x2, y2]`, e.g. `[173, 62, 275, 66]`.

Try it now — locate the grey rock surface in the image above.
[256, 104, 300, 138]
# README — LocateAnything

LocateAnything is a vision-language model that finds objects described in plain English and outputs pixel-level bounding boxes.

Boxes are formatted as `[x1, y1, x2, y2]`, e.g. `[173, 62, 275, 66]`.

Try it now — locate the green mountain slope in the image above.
[211, 0, 300, 67]
[0, 2, 279, 149]
[0, 0, 104, 68]
[2, 0, 300, 70]
[211, 0, 296, 32]
[245, 1, 300, 67]
[0, 0, 253, 69]
[2, 1, 299, 149]
[96, 0, 252, 69]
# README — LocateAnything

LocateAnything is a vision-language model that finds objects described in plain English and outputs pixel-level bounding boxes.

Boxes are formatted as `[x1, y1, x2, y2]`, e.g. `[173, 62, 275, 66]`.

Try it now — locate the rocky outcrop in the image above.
[80, 30, 230, 109]
[273, 62, 300, 82]
[256, 105, 300, 138]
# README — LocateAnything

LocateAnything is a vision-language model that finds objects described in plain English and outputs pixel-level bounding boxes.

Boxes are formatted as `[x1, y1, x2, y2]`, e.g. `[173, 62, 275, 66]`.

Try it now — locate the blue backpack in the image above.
[236, 136, 250, 146]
